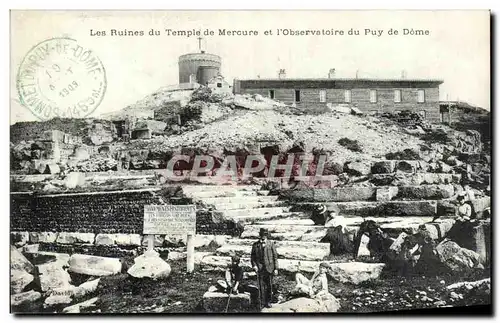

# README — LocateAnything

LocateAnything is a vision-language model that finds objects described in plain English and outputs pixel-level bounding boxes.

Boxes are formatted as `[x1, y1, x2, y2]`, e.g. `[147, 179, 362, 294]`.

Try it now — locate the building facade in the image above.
[233, 77, 443, 122]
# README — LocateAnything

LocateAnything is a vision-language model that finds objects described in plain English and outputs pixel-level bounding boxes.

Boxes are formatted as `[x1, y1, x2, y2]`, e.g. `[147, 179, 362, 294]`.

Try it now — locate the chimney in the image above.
[278, 69, 286, 79]
[401, 70, 407, 79]
[328, 68, 336, 79]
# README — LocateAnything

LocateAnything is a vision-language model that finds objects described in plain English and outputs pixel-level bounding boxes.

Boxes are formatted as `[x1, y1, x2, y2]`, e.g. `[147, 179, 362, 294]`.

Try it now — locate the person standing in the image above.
[251, 228, 279, 308]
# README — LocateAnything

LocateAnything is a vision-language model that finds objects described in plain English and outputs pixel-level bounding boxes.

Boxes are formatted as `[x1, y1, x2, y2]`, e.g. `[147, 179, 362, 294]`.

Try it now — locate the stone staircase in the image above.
[181, 160, 490, 286]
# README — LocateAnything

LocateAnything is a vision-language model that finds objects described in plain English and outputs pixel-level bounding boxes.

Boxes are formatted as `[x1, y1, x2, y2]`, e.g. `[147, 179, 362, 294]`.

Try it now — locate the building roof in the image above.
[237, 78, 443, 83]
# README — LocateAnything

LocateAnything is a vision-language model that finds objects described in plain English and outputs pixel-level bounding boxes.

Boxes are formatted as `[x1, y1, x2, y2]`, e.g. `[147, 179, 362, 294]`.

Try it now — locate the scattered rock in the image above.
[262, 295, 341, 313]
[96, 233, 142, 246]
[11, 290, 42, 307]
[345, 161, 372, 176]
[11, 245, 34, 273]
[435, 240, 483, 272]
[10, 270, 34, 294]
[62, 297, 99, 314]
[69, 254, 122, 276]
[29, 232, 58, 244]
[74, 278, 100, 298]
[11, 232, 29, 247]
[37, 262, 72, 292]
[328, 262, 385, 285]
[56, 232, 95, 244]
[127, 250, 171, 279]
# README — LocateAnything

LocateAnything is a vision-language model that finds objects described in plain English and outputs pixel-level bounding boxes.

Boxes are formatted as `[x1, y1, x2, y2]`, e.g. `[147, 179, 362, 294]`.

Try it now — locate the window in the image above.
[319, 90, 326, 103]
[344, 90, 352, 103]
[216, 83, 222, 88]
[417, 89, 425, 103]
[394, 90, 402, 103]
[269, 90, 275, 99]
[419, 110, 426, 119]
[370, 90, 377, 103]
[295, 90, 301, 102]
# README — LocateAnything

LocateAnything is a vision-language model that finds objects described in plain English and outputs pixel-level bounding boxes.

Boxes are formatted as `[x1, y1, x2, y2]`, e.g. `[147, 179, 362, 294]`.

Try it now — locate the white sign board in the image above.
[143, 204, 196, 235]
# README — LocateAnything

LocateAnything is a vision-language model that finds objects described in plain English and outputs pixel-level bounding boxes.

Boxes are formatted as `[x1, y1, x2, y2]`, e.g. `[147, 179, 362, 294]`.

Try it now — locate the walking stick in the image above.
[224, 289, 232, 313]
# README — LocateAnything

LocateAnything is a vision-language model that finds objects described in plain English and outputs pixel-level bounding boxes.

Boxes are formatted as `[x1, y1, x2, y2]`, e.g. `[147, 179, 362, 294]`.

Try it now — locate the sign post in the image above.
[144, 204, 196, 272]
[186, 234, 195, 273]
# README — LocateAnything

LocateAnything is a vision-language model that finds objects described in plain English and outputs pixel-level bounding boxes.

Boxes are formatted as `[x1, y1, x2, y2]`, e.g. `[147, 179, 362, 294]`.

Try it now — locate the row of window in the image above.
[268, 89, 426, 103]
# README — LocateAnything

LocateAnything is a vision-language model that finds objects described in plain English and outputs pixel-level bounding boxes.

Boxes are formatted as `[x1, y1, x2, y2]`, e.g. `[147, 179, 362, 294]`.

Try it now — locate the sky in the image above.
[10, 10, 490, 124]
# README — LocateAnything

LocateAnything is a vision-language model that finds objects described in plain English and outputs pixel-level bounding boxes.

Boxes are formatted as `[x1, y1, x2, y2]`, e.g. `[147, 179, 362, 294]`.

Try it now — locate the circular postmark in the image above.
[16, 37, 107, 121]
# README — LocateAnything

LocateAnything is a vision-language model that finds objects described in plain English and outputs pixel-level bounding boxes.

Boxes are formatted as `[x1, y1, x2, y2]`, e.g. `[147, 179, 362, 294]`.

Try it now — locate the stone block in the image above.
[68, 254, 122, 276]
[37, 262, 72, 292]
[396, 185, 455, 200]
[376, 187, 398, 201]
[11, 245, 34, 273]
[11, 290, 42, 307]
[11, 232, 29, 247]
[56, 232, 95, 244]
[62, 297, 99, 314]
[29, 232, 58, 244]
[11, 270, 34, 294]
[314, 187, 376, 202]
[202, 291, 251, 313]
[96, 233, 142, 246]
[262, 295, 340, 313]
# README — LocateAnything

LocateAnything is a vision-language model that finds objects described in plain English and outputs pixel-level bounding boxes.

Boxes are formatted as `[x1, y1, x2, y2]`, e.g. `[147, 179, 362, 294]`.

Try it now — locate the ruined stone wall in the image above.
[10, 190, 159, 234]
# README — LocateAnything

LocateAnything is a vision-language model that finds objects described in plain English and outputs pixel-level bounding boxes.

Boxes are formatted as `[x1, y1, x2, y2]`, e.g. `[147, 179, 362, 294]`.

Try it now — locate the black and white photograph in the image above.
[9, 10, 491, 315]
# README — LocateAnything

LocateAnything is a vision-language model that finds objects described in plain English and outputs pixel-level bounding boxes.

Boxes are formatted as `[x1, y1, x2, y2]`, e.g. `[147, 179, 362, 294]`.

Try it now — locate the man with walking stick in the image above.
[251, 228, 279, 309]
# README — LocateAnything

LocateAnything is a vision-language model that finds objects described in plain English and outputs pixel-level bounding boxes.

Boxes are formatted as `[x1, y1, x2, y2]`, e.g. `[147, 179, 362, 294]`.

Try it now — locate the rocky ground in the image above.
[12, 253, 491, 314]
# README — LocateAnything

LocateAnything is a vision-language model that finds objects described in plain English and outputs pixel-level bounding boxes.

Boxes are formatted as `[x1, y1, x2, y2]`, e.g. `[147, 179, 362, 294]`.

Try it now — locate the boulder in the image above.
[29, 232, 58, 244]
[11, 245, 34, 273]
[371, 161, 395, 174]
[435, 240, 483, 272]
[262, 295, 340, 313]
[11, 232, 29, 247]
[328, 262, 385, 285]
[127, 251, 171, 279]
[202, 291, 251, 313]
[62, 297, 99, 314]
[68, 254, 122, 276]
[11, 270, 34, 294]
[345, 161, 371, 176]
[11, 290, 42, 307]
[37, 262, 72, 292]
[56, 232, 95, 244]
